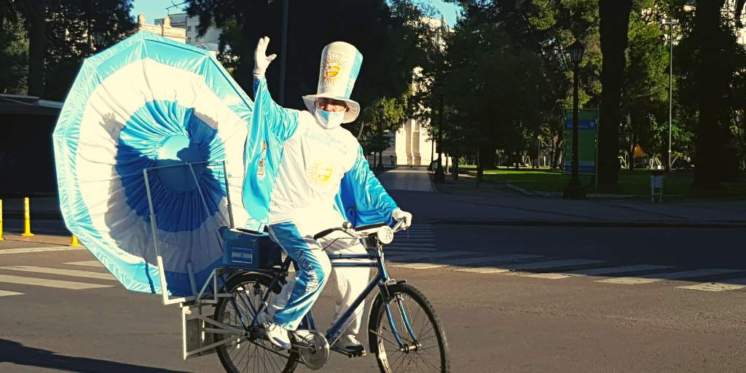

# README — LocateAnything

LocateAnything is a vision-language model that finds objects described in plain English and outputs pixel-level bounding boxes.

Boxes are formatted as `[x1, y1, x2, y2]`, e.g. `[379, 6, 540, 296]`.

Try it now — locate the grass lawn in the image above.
[458, 167, 746, 199]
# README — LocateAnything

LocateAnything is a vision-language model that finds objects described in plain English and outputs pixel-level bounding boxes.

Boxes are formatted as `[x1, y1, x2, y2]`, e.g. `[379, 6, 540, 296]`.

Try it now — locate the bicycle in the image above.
[212, 221, 450, 372]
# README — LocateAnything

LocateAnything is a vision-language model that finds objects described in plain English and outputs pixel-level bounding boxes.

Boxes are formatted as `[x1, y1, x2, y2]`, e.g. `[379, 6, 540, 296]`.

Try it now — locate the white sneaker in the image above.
[263, 322, 291, 350]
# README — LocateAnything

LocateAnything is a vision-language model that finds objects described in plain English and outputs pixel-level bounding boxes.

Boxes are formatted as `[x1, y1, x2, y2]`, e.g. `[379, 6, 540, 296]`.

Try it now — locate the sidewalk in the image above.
[377, 167, 435, 192]
[3, 168, 745, 230]
[380, 168, 746, 227]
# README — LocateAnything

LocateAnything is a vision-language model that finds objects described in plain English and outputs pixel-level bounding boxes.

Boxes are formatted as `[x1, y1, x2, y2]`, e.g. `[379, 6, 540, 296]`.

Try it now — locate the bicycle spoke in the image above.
[216, 276, 295, 373]
[413, 349, 440, 371]
[373, 286, 446, 373]
[377, 324, 403, 348]
[391, 349, 409, 371]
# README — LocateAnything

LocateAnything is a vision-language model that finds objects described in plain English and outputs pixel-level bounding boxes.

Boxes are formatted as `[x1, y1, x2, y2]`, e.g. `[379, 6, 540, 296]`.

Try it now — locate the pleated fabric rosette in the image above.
[53, 32, 253, 296]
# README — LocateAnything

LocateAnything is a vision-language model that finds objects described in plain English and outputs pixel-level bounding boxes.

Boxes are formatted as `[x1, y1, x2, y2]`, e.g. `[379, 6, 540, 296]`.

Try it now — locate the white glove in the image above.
[253, 36, 277, 77]
[392, 208, 413, 229]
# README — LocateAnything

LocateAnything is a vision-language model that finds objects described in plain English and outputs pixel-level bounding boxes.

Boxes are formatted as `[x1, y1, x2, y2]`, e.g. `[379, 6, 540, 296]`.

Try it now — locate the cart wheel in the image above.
[215, 272, 298, 373]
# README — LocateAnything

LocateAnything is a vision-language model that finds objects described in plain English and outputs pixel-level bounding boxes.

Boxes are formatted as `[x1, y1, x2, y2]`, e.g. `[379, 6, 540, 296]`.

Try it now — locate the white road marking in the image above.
[513, 272, 573, 280]
[446, 254, 543, 267]
[388, 242, 437, 248]
[678, 279, 746, 292]
[393, 263, 445, 270]
[387, 251, 476, 261]
[0, 274, 112, 290]
[65, 261, 105, 268]
[392, 239, 435, 244]
[454, 267, 510, 274]
[0, 266, 115, 280]
[0, 290, 23, 297]
[566, 264, 674, 277]
[501, 259, 604, 272]
[0, 246, 73, 255]
[385, 247, 436, 252]
[597, 268, 743, 285]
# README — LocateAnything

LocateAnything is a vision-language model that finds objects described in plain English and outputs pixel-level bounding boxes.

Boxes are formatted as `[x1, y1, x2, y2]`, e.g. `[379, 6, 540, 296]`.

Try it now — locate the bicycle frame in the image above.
[251, 237, 421, 353]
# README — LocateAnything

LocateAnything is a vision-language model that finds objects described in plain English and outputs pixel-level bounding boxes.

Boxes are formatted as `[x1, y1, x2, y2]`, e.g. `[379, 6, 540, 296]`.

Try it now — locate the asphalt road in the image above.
[2, 222, 746, 373]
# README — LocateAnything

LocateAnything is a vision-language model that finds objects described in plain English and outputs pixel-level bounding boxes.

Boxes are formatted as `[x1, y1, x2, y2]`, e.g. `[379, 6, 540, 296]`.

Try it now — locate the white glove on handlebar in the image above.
[392, 208, 413, 229]
[253, 36, 277, 78]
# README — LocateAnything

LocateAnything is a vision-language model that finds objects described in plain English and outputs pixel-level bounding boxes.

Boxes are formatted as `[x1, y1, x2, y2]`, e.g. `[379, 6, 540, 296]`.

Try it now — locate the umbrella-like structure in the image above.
[53, 32, 253, 297]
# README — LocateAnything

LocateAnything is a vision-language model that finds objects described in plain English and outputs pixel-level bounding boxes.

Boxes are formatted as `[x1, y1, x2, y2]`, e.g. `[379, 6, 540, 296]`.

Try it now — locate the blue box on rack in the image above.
[219, 227, 282, 268]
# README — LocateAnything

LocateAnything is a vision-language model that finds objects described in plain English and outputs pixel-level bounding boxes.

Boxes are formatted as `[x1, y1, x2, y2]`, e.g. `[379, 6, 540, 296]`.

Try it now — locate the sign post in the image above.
[563, 109, 598, 177]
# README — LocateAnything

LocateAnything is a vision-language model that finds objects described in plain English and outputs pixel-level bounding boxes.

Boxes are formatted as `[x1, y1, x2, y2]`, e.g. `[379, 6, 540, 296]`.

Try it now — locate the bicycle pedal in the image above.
[331, 345, 367, 358]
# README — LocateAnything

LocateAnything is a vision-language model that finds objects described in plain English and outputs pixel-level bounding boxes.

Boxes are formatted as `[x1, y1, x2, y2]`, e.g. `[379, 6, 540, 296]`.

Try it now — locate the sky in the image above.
[131, 0, 461, 25]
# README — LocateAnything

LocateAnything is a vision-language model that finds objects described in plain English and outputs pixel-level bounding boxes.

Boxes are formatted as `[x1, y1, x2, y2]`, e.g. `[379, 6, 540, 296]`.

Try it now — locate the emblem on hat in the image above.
[303, 41, 363, 123]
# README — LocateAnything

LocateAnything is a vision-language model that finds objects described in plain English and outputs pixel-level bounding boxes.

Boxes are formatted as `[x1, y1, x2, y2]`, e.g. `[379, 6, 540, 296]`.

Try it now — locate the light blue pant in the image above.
[268, 221, 332, 330]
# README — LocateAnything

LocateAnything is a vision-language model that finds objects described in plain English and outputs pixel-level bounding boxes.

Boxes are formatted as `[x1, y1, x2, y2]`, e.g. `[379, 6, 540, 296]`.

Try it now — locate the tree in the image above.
[187, 0, 426, 112]
[621, 1, 669, 169]
[43, 0, 135, 100]
[667, 0, 746, 182]
[598, 0, 632, 188]
[1, 0, 134, 99]
[358, 96, 408, 168]
[20, 1, 46, 96]
[0, 8, 27, 94]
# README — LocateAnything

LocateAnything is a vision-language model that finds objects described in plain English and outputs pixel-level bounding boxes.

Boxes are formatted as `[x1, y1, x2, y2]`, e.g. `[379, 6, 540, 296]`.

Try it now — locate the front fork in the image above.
[379, 280, 421, 352]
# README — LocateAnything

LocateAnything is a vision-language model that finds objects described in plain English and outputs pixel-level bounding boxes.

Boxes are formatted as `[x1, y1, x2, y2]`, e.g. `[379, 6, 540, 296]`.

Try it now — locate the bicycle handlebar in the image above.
[313, 220, 407, 241]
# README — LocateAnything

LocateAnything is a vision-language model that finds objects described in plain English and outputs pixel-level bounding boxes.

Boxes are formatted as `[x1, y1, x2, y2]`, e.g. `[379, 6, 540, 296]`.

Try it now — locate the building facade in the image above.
[136, 14, 186, 43]
[136, 13, 222, 54]
[155, 13, 222, 53]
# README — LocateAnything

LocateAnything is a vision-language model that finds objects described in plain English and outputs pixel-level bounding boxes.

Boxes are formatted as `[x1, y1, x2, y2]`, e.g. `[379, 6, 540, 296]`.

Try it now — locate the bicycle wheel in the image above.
[368, 282, 449, 372]
[215, 272, 299, 373]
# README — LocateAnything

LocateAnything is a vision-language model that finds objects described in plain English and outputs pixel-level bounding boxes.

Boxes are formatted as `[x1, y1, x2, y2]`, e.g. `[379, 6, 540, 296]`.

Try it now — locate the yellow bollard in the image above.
[70, 235, 79, 247]
[22, 197, 33, 237]
[0, 199, 4, 241]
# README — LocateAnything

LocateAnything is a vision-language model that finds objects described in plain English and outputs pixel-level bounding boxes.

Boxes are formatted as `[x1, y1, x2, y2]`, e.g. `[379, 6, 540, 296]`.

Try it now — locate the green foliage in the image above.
[0, 0, 135, 99]
[621, 2, 670, 164]
[186, 0, 430, 112]
[43, 0, 135, 99]
[430, 0, 601, 172]
[359, 95, 409, 154]
[0, 14, 27, 94]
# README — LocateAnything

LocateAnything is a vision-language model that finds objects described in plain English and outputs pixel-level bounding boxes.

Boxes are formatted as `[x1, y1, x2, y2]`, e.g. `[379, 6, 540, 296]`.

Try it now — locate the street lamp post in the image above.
[563, 40, 586, 199]
[434, 94, 446, 183]
[663, 18, 675, 171]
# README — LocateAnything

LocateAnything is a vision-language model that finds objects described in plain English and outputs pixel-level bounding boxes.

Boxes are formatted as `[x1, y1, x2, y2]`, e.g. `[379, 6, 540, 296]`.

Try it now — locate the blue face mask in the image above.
[315, 109, 345, 129]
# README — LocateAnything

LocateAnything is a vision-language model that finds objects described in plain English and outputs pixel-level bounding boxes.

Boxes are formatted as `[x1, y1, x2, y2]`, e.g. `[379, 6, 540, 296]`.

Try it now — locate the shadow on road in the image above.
[0, 339, 187, 373]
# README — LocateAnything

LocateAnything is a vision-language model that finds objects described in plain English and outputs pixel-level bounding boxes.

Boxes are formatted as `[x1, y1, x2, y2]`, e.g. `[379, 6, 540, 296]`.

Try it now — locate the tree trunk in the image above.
[452, 153, 459, 180]
[630, 131, 636, 171]
[693, 0, 728, 188]
[597, 0, 632, 188]
[477, 144, 495, 183]
[25, 1, 46, 97]
[551, 136, 562, 170]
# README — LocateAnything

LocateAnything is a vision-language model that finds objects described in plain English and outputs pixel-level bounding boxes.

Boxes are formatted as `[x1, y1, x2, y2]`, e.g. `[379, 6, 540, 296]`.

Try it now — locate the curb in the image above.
[504, 183, 638, 199]
[3, 211, 63, 220]
[429, 219, 746, 229]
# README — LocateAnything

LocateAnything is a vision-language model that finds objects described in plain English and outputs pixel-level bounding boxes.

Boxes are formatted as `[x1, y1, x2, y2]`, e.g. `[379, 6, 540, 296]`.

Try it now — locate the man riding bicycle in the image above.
[242, 36, 413, 354]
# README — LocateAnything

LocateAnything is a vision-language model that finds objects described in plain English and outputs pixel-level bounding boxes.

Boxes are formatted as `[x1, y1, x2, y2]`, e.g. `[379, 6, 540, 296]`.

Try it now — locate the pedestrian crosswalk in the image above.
[384, 228, 746, 293]
[0, 258, 116, 297]
[3, 240, 746, 296]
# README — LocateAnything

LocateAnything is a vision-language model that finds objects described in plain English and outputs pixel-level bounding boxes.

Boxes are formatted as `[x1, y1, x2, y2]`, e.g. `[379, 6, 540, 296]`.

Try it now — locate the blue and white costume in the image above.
[242, 40, 400, 341]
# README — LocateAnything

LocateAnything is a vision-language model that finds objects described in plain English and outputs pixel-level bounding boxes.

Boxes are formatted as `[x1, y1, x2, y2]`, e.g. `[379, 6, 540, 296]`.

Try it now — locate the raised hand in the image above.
[253, 36, 277, 77]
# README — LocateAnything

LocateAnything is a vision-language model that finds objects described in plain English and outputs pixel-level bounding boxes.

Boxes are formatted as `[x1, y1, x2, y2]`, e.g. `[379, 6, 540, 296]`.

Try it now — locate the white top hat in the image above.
[302, 41, 363, 123]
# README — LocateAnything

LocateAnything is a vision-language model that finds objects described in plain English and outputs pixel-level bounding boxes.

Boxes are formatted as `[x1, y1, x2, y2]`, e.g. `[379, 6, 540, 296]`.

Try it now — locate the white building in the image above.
[379, 17, 450, 168]
[136, 14, 186, 43]
[155, 13, 222, 53]
[137, 13, 222, 54]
